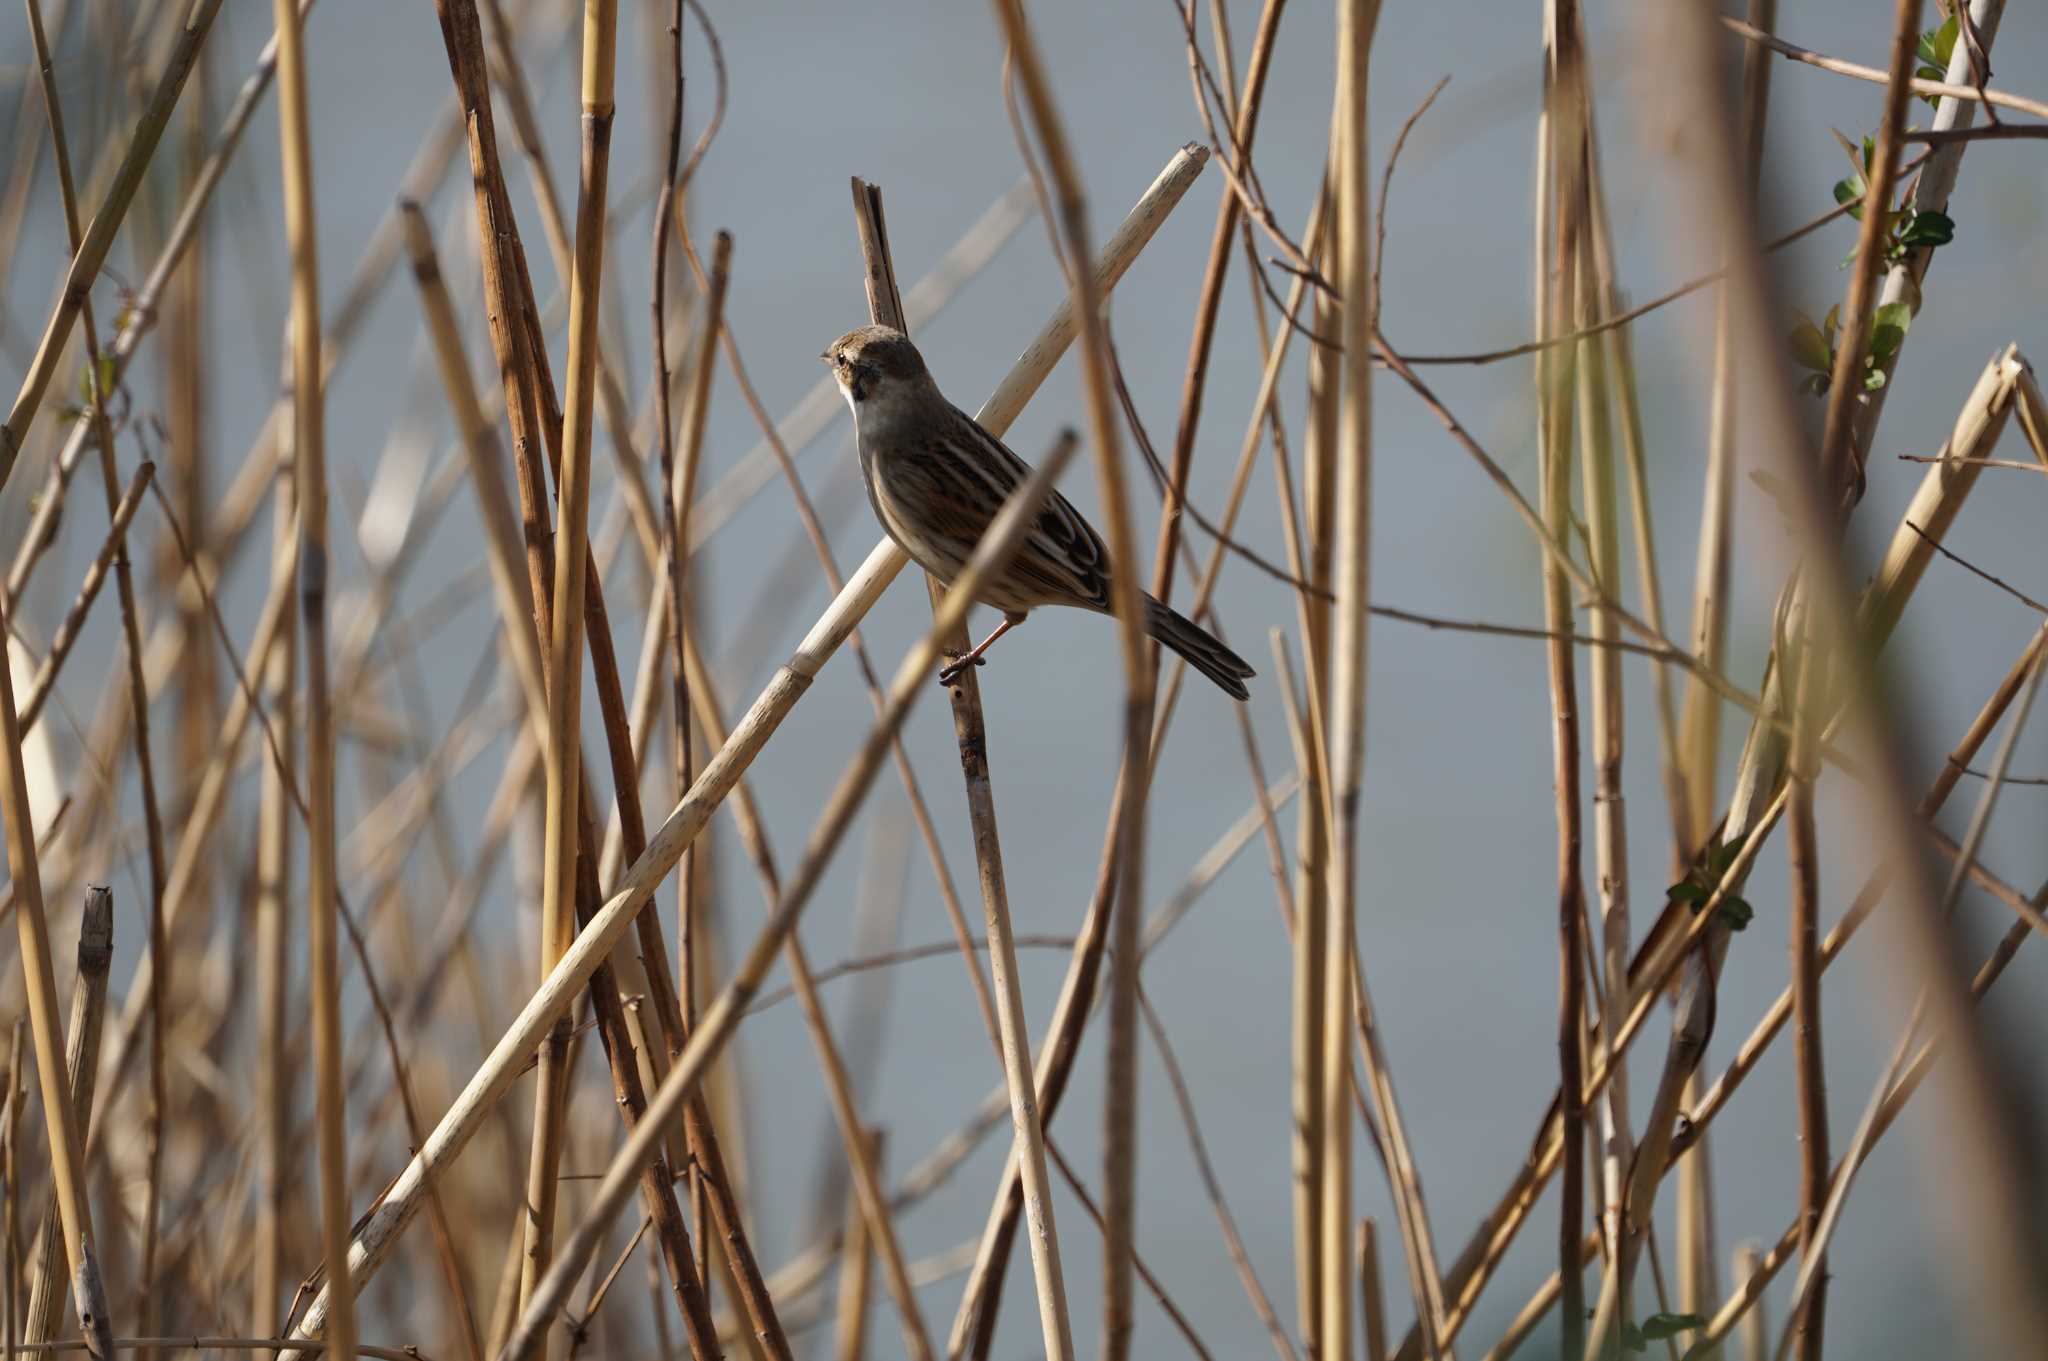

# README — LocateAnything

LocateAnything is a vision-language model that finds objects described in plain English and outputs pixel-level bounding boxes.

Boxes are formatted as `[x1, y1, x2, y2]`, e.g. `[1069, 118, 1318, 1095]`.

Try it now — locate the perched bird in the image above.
[823, 323, 1254, 701]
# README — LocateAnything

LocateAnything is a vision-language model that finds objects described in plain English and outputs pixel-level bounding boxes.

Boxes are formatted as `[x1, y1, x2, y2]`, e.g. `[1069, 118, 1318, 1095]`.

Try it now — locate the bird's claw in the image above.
[937, 653, 987, 688]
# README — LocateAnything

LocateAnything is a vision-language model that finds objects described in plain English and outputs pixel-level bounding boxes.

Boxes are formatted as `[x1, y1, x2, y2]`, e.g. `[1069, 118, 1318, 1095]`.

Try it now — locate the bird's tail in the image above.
[1144, 595, 1255, 701]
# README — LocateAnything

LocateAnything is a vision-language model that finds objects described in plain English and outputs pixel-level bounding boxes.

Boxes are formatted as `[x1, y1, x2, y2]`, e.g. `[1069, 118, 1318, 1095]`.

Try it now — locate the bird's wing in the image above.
[941, 404, 1112, 610]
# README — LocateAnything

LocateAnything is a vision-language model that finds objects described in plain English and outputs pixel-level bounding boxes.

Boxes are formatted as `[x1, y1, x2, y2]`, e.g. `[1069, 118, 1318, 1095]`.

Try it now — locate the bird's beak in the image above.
[818, 349, 833, 364]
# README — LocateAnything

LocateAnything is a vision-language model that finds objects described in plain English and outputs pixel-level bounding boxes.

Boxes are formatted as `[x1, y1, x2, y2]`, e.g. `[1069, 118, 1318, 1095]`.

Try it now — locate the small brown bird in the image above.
[823, 324, 1254, 701]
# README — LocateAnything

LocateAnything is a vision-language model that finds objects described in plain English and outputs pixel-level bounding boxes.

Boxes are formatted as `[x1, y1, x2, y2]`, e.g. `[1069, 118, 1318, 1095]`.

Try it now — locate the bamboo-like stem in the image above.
[523, 4, 619, 1331]
[1731, 1244, 1766, 1361]
[984, 7, 1152, 1355]
[848, 177, 1074, 1361]
[251, 439, 296, 1338]
[1783, 630, 1826, 1361]
[21, 888, 110, 1345]
[6, 1018, 20, 1354]
[1532, 23, 1586, 1352]
[0, 0, 222, 487]
[495, 428, 1082, 1359]
[271, 0, 352, 1349]
[0, 545, 106, 1357]
[1320, 4, 1382, 1361]
[833, 1129, 883, 1361]
[21, 2, 173, 1326]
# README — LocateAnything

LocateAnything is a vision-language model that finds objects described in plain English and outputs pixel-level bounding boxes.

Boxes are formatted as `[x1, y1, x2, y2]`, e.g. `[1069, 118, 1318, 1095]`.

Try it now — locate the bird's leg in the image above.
[939, 612, 1025, 687]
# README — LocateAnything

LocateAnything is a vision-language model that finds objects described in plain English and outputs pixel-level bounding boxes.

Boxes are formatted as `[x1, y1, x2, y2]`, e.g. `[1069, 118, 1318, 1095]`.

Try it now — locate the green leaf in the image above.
[1718, 897, 1755, 931]
[1788, 315, 1832, 373]
[1832, 175, 1866, 219]
[1668, 881, 1712, 908]
[94, 354, 117, 399]
[1710, 840, 1744, 876]
[1641, 1313, 1709, 1342]
[1899, 209, 1956, 248]
[1869, 300, 1914, 362]
[1823, 304, 1841, 340]
[1930, 15, 1959, 68]
[1621, 1322, 1648, 1354]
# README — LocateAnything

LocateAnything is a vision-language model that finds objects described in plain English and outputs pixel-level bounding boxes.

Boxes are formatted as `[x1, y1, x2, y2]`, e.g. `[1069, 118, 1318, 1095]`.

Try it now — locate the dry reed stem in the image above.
[21, 888, 110, 1345]
[1532, 29, 1586, 1356]
[832, 1129, 882, 1361]
[268, 0, 352, 1350]
[523, 4, 620, 1330]
[981, 10, 1154, 1357]
[847, 179, 1071, 1361]
[1322, 5, 1381, 1361]
[0, 553, 105, 1356]
[0, 0, 222, 486]
[1783, 637, 1826, 1361]
[494, 427, 1083, 1357]
[1720, 14, 2047, 121]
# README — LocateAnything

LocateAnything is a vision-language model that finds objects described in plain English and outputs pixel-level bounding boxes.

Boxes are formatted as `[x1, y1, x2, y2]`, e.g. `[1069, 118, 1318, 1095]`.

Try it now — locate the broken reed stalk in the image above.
[0, 565, 107, 1356]
[849, 177, 1074, 1361]
[0, 0, 223, 486]
[523, 1, 619, 1331]
[980, 8, 1155, 1358]
[271, 0, 354, 1351]
[22, 887, 110, 1344]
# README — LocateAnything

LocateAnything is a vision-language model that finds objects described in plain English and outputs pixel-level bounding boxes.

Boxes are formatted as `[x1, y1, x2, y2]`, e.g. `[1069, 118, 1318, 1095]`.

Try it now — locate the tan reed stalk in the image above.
[21, 3, 174, 1325]
[21, 888, 109, 1345]
[1150, 0, 1287, 603]
[1361, 1219, 1389, 1361]
[0, 566, 106, 1356]
[1720, 12, 2043, 117]
[832, 1129, 883, 1361]
[1674, 0, 1774, 1324]
[0, 0, 222, 487]
[283, 144, 1200, 1353]
[16, 461, 154, 732]
[1319, 5, 1381, 1361]
[1532, 23, 1586, 1355]
[848, 177, 1074, 1361]
[1783, 617, 1826, 1361]
[268, 0, 351, 1351]
[523, 5, 620, 1330]
[980, 10, 1155, 1357]
[494, 427, 1083, 1358]
[251, 441, 296, 1338]
[5, 1018, 19, 1352]
[1553, 12, 1639, 1309]
[1730, 1244, 1766, 1361]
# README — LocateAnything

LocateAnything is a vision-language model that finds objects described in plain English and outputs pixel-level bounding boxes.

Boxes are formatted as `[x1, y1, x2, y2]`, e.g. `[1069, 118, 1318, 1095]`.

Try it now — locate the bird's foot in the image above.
[937, 652, 987, 688]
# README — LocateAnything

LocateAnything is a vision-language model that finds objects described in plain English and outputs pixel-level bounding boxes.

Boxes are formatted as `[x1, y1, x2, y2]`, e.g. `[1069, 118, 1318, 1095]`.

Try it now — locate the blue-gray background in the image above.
[3, 2, 2046, 1356]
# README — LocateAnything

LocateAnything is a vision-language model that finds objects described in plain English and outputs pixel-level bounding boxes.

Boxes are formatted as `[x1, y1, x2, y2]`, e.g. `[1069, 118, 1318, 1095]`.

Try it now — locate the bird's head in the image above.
[822, 324, 930, 409]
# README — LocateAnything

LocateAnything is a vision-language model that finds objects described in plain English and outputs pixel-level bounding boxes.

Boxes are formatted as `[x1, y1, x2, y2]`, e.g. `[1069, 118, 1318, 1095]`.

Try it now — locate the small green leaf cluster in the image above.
[1917, 16, 1959, 105]
[1830, 132, 1956, 269]
[1787, 299, 1914, 398]
[1665, 839, 1753, 932]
